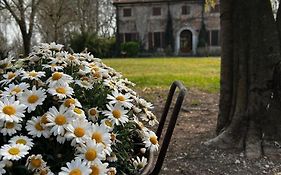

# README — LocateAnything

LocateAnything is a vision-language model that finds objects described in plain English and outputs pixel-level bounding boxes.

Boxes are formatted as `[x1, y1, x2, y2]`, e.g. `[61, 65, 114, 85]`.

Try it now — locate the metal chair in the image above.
[142, 81, 187, 175]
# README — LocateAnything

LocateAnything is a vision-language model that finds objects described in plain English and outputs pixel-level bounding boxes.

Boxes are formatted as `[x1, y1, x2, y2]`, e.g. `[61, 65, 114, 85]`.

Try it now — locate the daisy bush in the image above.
[0, 43, 158, 175]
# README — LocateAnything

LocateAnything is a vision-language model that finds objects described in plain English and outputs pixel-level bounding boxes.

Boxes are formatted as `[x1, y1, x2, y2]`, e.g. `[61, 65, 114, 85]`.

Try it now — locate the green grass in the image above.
[103, 57, 220, 93]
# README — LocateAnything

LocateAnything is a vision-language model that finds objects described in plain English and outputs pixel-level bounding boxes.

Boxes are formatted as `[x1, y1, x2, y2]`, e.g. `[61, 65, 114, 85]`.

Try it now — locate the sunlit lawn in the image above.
[103, 57, 220, 93]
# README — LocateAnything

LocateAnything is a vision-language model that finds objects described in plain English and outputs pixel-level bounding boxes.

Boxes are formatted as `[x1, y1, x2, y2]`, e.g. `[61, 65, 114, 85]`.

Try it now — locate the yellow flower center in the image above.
[112, 110, 121, 119]
[116, 96, 125, 102]
[89, 108, 97, 116]
[8, 147, 20, 155]
[16, 139, 27, 145]
[90, 165, 100, 175]
[0, 63, 8, 69]
[55, 115, 66, 125]
[105, 120, 113, 127]
[56, 87, 66, 94]
[12, 87, 21, 94]
[31, 158, 42, 168]
[111, 133, 116, 142]
[81, 81, 90, 86]
[64, 98, 76, 107]
[39, 169, 48, 175]
[74, 108, 83, 115]
[35, 122, 44, 131]
[150, 136, 158, 145]
[29, 71, 38, 77]
[85, 149, 97, 161]
[92, 132, 103, 143]
[28, 95, 39, 104]
[74, 127, 85, 137]
[52, 72, 62, 80]
[3, 105, 16, 116]
[69, 169, 82, 175]
[93, 72, 101, 78]
[68, 55, 76, 61]
[5, 122, 14, 129]
[7, 72, 16, 79]
[40, 114, 49, 124]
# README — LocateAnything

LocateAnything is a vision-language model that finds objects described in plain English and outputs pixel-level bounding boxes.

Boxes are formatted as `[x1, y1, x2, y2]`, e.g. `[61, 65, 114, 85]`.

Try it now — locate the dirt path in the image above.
[137, 88, 281, 175]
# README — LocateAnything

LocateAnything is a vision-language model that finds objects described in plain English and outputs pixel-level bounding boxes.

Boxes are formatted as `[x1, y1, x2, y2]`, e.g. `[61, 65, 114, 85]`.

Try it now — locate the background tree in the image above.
[37, 0, 73, 44]
[0, 0, 41, 56]
[206, 0, 281, 158]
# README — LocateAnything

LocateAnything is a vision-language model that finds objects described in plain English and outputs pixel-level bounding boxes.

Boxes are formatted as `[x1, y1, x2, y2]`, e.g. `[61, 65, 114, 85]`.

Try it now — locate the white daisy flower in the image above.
[136, 97, 154, 109]
[90, 124, 112, 155]
[66, 54, 81, 66]
[2, 82, 29, 97]
[0, 97, 26, 122]
[65, 119, 91, 146]
[100, 119, 114, 132]
[50, 42, 64, 51]
[0, 160, 6, 175]
[76, 140, 105, 165]
[87, 107, 100, 122]
[21, 70, 45, 81]
[34, 167, 54, 175]
[9, 135, 34, 149]
[1, 121, 22, 136]
[103, 103, 129, 126]
[59, 158, 91, 175]
[0, 144, 29, 161]
[89, 162, 108, 175]
[107, 90, 133, 109]
[0, 71, 20, 85]
[140, 109, 158, 126]
[75, 77, 93, 89]
[133, 156, 147, 170]
[70, 107, 86, 120]
[63, 98, 82, 108]
[47, 72, 73, 87]
[107, 167, 117, 175]
[77, 64, 91, 76]
[46, 106, 72, 136]
[0, 56, 13, 70]
[48, 82, 74, 99]
[26, 116, 50, 138]
[26, 154, 47, 171]
[143, 131, 159, 152]
[43, 64, 64, 72]
[103, 79, 118, 90]
[19, 86, 47, 113]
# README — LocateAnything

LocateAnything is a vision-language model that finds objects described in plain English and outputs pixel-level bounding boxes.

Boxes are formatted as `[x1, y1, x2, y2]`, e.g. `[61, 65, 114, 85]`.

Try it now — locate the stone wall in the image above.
[115, 1, 220, 56]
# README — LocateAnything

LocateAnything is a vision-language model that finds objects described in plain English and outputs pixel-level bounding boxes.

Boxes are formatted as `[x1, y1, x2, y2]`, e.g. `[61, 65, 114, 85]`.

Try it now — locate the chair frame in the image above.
[142, 81, 187, 175]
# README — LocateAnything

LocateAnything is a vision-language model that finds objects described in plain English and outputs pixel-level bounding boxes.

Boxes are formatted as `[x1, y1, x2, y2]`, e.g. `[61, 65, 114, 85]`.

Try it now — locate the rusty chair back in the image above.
[142, 81, 187, 175]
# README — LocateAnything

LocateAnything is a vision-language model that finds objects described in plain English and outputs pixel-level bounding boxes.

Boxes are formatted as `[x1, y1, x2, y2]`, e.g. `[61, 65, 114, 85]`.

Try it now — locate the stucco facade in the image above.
[113, 0, 220, 56]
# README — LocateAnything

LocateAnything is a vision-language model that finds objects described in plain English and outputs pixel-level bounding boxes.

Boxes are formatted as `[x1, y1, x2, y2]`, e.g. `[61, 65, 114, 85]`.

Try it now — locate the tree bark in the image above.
[206, 0, 281, 159]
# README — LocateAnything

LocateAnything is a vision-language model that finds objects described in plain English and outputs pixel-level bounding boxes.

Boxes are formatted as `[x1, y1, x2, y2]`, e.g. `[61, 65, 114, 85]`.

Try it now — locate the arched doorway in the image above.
[180, 30, 192, 53]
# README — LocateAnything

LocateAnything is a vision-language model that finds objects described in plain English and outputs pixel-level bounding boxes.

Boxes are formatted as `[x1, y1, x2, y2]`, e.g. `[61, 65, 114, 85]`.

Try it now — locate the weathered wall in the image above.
[116, 1, 220, 55]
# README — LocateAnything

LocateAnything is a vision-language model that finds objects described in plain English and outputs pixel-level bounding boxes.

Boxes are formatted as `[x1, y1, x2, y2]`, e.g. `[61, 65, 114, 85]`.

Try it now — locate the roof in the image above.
[113, 0, 201, 5]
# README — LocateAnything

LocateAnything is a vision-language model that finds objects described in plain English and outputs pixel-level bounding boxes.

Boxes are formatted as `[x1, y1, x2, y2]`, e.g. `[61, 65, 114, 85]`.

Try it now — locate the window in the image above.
[205, 30, 220, 46]
[211, 30, 219, 46]
[152, 7, 161, 16]
[121, 33, 139, 43]
[123, 8, 132, 17]
[148, 32, 165, 49]
[182, 5, 191, 15]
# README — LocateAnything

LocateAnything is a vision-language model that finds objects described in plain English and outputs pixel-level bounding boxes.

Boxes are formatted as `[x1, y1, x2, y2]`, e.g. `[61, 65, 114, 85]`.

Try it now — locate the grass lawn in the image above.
[103, 57, 220, 93]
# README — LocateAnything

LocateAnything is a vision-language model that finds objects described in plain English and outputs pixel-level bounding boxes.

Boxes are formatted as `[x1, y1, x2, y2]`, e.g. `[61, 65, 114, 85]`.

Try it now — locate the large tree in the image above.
[0, 0, 40, 56]
[206, 0, 281, 158]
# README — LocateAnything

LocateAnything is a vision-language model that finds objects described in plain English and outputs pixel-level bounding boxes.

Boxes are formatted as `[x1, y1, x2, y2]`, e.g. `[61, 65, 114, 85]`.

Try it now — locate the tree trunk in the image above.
[206, 0, 281, 159]
[22, 33, 31, 57]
